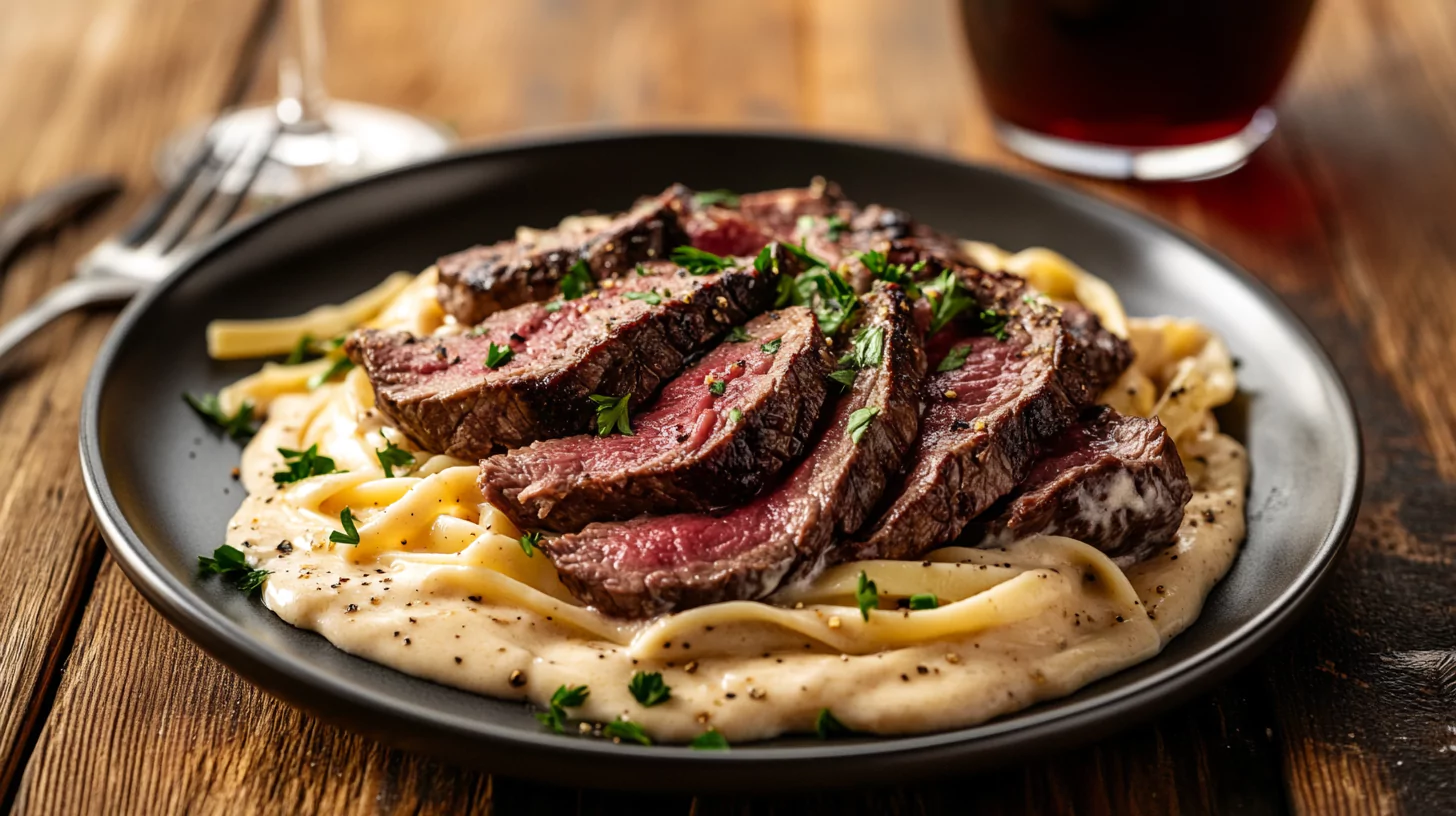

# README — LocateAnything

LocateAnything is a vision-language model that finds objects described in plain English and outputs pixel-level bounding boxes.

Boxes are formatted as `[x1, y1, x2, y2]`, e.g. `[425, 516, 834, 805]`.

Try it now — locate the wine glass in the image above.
[155, 0, 454, 199]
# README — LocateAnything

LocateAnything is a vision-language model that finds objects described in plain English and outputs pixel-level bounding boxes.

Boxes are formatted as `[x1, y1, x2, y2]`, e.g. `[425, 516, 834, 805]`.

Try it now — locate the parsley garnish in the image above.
[828, 369, 858, 390]
[329, 507, 360, 546]
[484, 342, 514, 368]
[561, 259, 594, 300]
[671, 246, 734, 276]
[725, 325, 752, 343]
[307, 357, 355, 389]
[543, 300, 563, 313]
[794, 267, 859, 336]
[782, 241, 830, 271]
[826, 214, 848, 240]
[285, 333, 317, 365]
[728, 408, 743, 423]
[708, 379, 727, 396]
[635, 263, 651, 276]
[846, 406, 879, 444]
[839, 326, 884, 370]
[624, 289, 664, 306]
[978, 308, 1010, 341]
[272, 444, 341, 484]
[590, 393, 633, 437]
[628, 671, 671, 707]
[922, 269, 977, 335]
[691, 730, 730, 750]
[754, 244, 778, 276]
[815, 708, 854, 738]
[376, 441, 415, 478]
[937, 343, 973, 372]
[855, 570, 878, 621]
[693, 189, 740, 208]
[854, 251, 924, 296]
[198, 544, 269, 595]
[183, 393, 257, 442]
[603, 719, 652, 746]
[519, 531, 540, 557]
[536, 684, 590, 734]
[908, 593, 939, 610]
[760, 338, 782, 355]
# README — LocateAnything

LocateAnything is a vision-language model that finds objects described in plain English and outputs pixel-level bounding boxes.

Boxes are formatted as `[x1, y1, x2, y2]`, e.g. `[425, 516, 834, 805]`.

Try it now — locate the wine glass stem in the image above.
[276, 0, 329, 133]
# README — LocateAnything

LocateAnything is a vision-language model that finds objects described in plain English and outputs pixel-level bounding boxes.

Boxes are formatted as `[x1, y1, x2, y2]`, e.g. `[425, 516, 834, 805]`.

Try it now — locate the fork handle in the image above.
[0, 276, 144, 361]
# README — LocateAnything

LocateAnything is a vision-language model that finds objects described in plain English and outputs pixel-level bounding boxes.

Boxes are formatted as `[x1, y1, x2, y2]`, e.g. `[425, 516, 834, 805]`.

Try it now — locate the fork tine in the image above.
[144, 133, 248, 256]
[179, 122, 280, 248]
[118, 124, 219, 248]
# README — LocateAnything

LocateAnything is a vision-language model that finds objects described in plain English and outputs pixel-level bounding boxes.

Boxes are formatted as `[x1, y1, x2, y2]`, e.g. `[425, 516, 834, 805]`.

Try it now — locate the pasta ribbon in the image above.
[206, 271, 413, 359]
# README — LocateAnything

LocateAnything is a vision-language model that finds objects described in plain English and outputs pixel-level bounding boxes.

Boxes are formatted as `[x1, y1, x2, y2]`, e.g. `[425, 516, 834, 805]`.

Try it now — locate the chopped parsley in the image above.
[628, 671, 671, 707]
[782, 241, 830, 271]
[561, 259, 594, 300]
[692, 188, 740, 208]
[978, 308, 1010, 341]
[839, 325, 884, 370]
[285, 333, 318, 365]
[855, 251, 923, 296]
[794, 214, 848, 241]
[793, 267, 859, 336]
[815, 708, 854, 738]
[543, 300, 563, 313]
[855, 570, 878, 621]
[603, 719, 652, 746]
[908, 592, 939, 610]
[635, 263, 651, 276]
[691, 730, 730, 751]
[937, 343, 973, 372]
[826, 214, 848, 240]
[760, 338, 782, 355]
[329, 507, 360, 546]
[183, 393, 257, 442]
[307, 357, 355, 389]
[728, 408, 743, 423]
[671, 246, 734, 276]
[536, 684, 590, 734]
[272, 444, 341, 484]
[484, 342, 514, 368]
[754, 244, 778, 275]
[624, 289, 664, 306]
[724, 325, 752, 343]
[708, 379, 727, 396]
[518, 531, 540, 557]
[197, 544, 269, 595]
[376, 440, 415, 478]
[846, 406, 879, 444]
[827, 369, 858, 390]
[922, 269, 978, 335]
[589, 393, 633, 437]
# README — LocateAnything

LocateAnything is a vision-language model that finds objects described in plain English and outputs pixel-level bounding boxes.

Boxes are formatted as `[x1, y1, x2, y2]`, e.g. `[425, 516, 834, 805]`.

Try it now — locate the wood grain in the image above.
[3, 0, 1454, 813]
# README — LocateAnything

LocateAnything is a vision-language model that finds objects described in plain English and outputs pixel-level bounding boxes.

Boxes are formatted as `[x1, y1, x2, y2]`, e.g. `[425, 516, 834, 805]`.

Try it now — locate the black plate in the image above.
[81, 131, 1361, 791]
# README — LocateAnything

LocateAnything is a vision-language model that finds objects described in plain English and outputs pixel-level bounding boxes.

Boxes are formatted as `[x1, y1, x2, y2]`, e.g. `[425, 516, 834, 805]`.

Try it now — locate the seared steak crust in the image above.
[968, 406, 1192, 564]
[544, 284, 927, 618]
[481, 307, 832, 532]
[852, 266, 1133, 562]
[348, 254, 788, 458]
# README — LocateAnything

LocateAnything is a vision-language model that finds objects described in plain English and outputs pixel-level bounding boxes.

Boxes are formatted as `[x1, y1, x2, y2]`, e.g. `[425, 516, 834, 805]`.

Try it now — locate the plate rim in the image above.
[78, 127, 1363, 787]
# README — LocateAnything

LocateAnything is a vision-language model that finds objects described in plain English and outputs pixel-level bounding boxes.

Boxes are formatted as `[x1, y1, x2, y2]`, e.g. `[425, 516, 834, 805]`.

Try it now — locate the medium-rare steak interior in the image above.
[968, 406, 1193, 564]
[542, 284, 928, 618]
[347, 251, 787, 458]
[853, 267, 1133, 562]
[481, 307, 832, 532]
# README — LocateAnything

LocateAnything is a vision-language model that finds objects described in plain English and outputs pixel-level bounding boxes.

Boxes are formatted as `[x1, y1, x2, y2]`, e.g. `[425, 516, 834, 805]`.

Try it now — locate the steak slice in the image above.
[543, 284, 927, 618]
[851, 266, 1133, 562]
[436, 187, 690, 324]
[481, 307, 831, 532]
[966, 406, 1192, 565]
[348, 252, 789, 458]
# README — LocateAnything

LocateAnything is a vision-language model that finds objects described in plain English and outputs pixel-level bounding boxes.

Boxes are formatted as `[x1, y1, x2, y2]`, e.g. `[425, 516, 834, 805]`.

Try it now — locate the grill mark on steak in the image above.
[851, 266, 1133, 562]
[436, 187, 691, 324]
[967, 407, 1192, 565]
[543, 284, 927, 618]
[348, 250, 794, 458]
[481, 307, 832, 532]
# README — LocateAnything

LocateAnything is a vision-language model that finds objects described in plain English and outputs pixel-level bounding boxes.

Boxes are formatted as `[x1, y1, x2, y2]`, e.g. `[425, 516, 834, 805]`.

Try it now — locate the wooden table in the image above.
[2, 1, 1452, 812]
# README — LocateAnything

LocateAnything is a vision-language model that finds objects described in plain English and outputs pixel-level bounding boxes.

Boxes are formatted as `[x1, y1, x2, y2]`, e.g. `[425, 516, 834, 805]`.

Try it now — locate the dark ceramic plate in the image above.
[81, 131, 1360, 791]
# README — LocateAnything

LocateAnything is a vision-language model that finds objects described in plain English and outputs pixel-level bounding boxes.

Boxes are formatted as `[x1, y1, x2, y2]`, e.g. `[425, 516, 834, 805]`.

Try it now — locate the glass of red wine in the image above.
[959, 0, 1315, 181]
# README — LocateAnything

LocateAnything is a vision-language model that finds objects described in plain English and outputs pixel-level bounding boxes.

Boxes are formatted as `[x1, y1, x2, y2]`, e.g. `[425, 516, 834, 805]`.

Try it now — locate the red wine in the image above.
[960, 0, 1314, 147]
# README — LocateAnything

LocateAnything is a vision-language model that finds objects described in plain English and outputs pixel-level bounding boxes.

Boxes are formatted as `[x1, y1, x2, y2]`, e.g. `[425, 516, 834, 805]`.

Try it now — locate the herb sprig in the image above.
[198, 544, 269, 595]
[854, 570, 878, 621]
[629, 671, 672, 707]
[329, 507, 360, 546]
[724, 325, 752, 343]
[922, 269, 978, 335]
[624, 289, 664, 306]
[183, 393, 257, 442]
[484, 342, 514, 368]
[908, 593, 939, 610]
[273, 444, 342, 484]
[671, 246, 735, 276]
[376, 440, 415, 478]
[603, 720, 652, 745]
[815, 708, 854, 738]
[561, 259, 594, 300]
[535, 684, 590, 733]
[846, 406, 879, 444]
[307, 357, 355, 389]
[691, 730, 730, 750]
[518, 531, 541, 557]
[590, 393, 633, 437]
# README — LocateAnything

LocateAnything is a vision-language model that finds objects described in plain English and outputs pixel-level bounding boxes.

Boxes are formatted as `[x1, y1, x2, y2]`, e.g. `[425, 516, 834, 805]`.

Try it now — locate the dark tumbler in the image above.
[960, 0, 1315, 180]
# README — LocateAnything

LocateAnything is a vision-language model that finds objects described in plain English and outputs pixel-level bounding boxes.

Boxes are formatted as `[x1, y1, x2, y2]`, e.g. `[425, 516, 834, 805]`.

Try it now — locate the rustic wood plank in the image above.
[0, 0, 271, 807]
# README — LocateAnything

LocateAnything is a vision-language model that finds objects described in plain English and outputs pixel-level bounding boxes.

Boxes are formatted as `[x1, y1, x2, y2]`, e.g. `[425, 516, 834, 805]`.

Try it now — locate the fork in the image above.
[0, 122, 279, 361]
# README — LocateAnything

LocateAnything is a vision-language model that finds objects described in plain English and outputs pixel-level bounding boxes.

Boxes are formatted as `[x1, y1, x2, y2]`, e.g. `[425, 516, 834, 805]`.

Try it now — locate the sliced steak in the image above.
[544, 284, 927, 618]
[966, 407, 1192, 565]
[436, 187, 690, 324]
[349, 252, 790, 458]
[481, 307, 832, 532]
[851, 267, 1133, 562]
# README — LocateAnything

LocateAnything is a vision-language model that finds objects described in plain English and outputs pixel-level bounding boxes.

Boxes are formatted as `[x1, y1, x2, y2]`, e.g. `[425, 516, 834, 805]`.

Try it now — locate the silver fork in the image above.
[0, 122, 279, 361]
